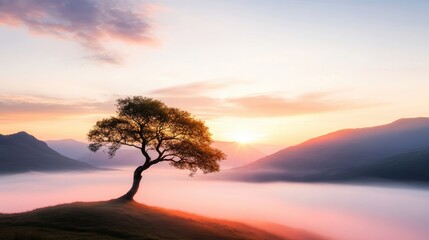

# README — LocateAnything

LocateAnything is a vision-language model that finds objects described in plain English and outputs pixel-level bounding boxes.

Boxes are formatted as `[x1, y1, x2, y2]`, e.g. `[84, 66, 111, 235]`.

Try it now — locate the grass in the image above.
[0, 200, 288, 240]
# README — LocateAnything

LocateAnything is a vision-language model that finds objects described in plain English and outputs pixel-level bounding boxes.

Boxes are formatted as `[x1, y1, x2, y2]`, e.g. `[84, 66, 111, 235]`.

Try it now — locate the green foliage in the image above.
[87, 96, 226, 175]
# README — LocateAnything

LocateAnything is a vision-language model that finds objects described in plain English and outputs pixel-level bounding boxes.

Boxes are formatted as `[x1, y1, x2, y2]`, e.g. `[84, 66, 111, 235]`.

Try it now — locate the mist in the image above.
[1, 169, 428, 240]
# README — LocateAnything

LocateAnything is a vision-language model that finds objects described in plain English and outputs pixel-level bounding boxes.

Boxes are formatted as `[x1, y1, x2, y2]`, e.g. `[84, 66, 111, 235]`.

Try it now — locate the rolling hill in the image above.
[0, 132, 96, 174]
[229, 118, 429, 182]
[0, 200, 293, 240]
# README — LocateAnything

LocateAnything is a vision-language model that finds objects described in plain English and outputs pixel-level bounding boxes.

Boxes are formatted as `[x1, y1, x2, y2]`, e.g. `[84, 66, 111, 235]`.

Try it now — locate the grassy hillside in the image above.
[0, 200, 289, 240]
[249, 222, 330, 240]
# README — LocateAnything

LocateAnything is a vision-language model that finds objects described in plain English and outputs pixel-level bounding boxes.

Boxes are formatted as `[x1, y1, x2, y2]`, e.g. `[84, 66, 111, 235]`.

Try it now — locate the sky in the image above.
[0, 0, 428, 146]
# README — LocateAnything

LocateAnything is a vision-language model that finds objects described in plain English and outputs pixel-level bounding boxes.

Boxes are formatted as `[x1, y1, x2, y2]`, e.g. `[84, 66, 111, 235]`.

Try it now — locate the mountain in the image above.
[341, 146, 429, 181]
[230, 118, 429, 182]
[0, 132, 96, 174]
[46, 139, 89, 160]
[47, 139, 144, 167]
[0, 200, 301, 240]
[48, 139, 280, 168]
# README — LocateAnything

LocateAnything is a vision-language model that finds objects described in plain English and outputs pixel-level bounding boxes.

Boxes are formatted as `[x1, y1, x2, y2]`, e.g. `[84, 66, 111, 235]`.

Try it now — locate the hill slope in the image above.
[0, 200, 289, 240]
[231, 118, 429, 182]
[0, 132, 96, 174]
[340, 146, 429, 181]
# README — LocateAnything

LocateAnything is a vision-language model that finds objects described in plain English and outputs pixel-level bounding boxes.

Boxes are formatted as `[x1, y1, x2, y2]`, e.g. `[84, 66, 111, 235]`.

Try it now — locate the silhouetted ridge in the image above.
[230, 118, 429, 183]
[0, 132, 96, 174]
[391, 117, 429, 126]
[1, 131, 37, 144]
[1, 132, 58, 154]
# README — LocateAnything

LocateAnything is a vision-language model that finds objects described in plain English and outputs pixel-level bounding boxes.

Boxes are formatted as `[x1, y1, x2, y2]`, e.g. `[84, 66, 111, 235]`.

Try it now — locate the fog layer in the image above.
[0, 169, 428, 240]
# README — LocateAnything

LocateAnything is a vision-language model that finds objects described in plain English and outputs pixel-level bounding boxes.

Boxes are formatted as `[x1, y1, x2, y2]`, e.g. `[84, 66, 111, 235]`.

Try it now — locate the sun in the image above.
[231, 130, 259, 144]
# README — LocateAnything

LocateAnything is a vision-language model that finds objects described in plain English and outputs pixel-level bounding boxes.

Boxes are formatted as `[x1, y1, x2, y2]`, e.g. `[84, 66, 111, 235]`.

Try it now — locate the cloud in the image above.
[225, 93, 352, 118]
[160, 94, 357, 119]
[0, 0, 154, 64]
[0, 85, 365, 123]
[150, 81, 365, 118]
[0, 95, 114, 120]
[151, 80, 245, 96]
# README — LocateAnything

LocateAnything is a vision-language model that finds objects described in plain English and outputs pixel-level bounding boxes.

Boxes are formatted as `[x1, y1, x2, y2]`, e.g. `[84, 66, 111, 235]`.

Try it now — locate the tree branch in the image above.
[154, 139, 163, 159]
[161, 158, 180, 163]
[149, 157, 164, 165]
[140, 139, 151, 166]
[113, 141, 141, 149]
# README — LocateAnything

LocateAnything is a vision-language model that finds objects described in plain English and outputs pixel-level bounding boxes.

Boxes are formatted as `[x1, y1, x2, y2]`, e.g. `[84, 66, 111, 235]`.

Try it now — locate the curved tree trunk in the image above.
[117, 165, 147, 201]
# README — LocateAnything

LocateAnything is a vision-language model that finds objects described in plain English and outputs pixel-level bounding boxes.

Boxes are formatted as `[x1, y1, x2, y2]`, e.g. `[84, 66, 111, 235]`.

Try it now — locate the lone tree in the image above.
[88, 97, 226, 201]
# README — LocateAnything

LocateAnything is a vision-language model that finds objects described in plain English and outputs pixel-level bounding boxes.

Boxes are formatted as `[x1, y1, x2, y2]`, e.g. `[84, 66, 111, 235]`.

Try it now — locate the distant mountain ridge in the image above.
[47, 139, 164, 167]
[0, 132, 96, 174]
[47, 139, 280, 168]
[45, 139, 89, 160]
[230, 118, 429, 182]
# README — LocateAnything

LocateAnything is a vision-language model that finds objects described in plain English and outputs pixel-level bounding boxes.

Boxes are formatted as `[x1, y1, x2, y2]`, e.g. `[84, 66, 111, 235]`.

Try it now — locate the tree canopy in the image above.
[87, 96, 226, 176]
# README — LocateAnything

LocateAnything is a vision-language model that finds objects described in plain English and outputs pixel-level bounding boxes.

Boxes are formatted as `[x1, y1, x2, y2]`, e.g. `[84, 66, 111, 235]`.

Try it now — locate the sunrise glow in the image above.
[0, 0, 428, 146]
[1, 1, 429, 240]
[230, 130, 260, 144]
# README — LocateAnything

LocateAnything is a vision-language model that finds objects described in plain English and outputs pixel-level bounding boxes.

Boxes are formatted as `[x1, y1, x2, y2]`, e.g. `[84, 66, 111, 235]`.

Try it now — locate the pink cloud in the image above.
[0, 95, 114, 120]
[151, 80, 245, 96]
[0, 0, 154, 64]
[149, 81, 365, 118]
[0, 85, 367, 123]
[226, 93, 352, 117]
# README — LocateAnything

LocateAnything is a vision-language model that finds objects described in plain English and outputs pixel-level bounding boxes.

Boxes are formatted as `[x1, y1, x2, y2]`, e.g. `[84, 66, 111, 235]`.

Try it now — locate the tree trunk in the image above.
[117, 165, 147, 201]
